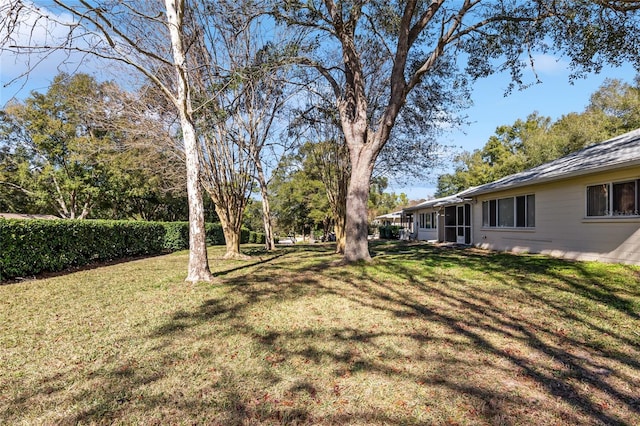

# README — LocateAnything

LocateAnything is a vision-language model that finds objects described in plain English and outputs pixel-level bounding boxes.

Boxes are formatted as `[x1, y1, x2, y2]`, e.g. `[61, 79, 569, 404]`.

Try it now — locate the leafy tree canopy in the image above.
[0, 72, 188, 220]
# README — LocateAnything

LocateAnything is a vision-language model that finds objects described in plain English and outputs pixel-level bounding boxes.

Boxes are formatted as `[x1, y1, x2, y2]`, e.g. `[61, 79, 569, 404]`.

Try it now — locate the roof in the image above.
[403, 194, 464, 212]
[375, 211, 403, 220]
[403, 186, 479, 212]
[465, 128, 640, 197]
[0, 213, 60, 220]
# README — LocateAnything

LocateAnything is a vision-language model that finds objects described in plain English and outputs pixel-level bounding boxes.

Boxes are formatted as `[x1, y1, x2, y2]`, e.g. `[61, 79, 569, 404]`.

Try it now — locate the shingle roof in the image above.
[464, 128, 640, 196]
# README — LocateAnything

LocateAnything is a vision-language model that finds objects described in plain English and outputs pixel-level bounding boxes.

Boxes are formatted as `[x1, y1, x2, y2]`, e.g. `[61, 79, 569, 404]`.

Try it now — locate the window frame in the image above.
[482, 194, 535, 229]
[418, 211, 437, 229]
[586, 179, 640, 218]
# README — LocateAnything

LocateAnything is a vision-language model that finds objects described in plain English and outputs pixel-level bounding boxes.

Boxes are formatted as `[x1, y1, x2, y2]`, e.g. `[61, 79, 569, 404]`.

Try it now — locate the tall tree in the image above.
[274, 0, 640, 262]
[0, 142, 34, 213]
[270, 152, 329, 239]
[288, 95, 351, 252]
[1, 74, 119, 218]
[2, 0, 214, 282]
[185, 0, 297, 257]
[298, 139, 350, 252]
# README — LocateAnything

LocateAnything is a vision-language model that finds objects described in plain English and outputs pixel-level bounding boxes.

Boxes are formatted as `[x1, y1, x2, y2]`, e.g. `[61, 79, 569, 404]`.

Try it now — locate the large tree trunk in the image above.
[215, 202, 250, 260]
[220, 222, 241, 259]
[343, 145, 376, 262]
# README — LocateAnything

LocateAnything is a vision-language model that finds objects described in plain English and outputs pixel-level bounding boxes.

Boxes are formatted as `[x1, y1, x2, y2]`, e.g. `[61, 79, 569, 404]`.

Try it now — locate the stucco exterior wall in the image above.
[411, 208, 439, 241]
[472, 166, 640, 264]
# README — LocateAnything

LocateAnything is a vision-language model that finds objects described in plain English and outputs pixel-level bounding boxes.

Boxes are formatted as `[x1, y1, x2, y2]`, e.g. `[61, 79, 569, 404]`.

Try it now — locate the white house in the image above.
[406, 128, 640, 264]
[403, 193, 473, 244]
[373, 210, 415, 239]
[373, 211, 404, 227]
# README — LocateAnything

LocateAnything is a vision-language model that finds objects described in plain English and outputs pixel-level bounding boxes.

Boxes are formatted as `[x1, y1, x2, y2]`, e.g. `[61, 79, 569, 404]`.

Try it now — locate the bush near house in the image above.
[378, 225, 401, 239]
[0, 219, 263, 281]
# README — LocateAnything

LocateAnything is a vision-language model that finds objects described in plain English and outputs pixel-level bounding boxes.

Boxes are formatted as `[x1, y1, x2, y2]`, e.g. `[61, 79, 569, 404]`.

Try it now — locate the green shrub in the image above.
[0, 219, 165, 281]
[240, 227, 250, 244]
[248, 231, 266, 245]
[161, 222, 190, 251]
[0, 219, 264, 281]
[378, 225, 401, 240]
[205, 223, 225, 246]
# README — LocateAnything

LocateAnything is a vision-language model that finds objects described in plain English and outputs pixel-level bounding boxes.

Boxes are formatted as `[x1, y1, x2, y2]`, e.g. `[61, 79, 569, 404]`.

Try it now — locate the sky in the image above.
[1, 5, 638, 202]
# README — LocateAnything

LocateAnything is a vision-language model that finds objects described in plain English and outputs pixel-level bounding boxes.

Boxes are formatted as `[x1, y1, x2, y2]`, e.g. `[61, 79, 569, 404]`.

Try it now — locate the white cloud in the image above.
[530, 53, 570, 75]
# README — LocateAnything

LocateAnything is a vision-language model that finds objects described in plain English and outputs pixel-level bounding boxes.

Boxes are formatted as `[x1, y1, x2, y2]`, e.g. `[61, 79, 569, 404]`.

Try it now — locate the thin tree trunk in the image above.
[256, 161, 276, 251]
[260, 192, 276, 251]
[165, 0, 213, 282]
[181, 114, 214, 281]
[334, 212, 346, 254]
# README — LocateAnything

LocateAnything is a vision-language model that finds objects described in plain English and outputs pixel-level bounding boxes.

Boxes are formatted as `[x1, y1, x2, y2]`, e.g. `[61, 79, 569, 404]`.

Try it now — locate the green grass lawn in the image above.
[1, 242, 639, 425]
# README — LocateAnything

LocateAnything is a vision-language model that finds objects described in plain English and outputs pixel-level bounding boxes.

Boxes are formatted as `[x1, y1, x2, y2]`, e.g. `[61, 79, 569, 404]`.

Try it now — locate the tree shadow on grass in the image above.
[142, 242, 639, 424]
[13, 243, 637, 425]
[361, 242, 640, 424]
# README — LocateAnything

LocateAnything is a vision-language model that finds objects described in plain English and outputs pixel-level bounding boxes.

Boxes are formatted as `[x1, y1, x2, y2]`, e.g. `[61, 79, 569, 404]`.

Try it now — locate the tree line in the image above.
[2, 0, 640, 281]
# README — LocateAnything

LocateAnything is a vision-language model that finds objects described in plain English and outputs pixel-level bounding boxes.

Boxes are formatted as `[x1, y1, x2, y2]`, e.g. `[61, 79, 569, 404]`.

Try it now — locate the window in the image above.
[418, 212, 437, 229]
[482, 201, 489, 227]
[587, 184, 608, 216]
[587, 180, 640, 217]
[489, 199, 497, 227]
[498, 198, 515, 227]
[482, 194, 535, 228]
[526, 194, 535, 227]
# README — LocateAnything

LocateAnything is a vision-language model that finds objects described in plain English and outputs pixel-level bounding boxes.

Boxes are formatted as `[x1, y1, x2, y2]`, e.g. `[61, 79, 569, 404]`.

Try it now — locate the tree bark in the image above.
[343, 144, 376, 262]
[255, 160, 276, 251]
[334, 211, 346, 254]
[165, 0, 213, 282]
[180, 114, 214, 281]
[216, 203, 249, 260]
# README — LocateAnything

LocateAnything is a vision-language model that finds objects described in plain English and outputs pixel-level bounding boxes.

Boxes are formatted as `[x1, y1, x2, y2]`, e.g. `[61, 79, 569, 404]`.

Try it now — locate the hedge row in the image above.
[0, 219, 264, 281]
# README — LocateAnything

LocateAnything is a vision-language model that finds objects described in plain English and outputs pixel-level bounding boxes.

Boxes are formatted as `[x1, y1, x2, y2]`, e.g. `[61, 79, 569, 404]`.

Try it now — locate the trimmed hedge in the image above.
[159, 222, 252, 250]
[0, 219, 165, 281]
[0, 219, 266, 281]
[159, 222, 227, 250]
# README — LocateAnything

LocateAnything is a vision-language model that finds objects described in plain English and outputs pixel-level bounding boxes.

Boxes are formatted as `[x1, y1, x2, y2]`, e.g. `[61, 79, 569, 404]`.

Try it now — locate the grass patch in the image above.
[1, 242, 639, 425]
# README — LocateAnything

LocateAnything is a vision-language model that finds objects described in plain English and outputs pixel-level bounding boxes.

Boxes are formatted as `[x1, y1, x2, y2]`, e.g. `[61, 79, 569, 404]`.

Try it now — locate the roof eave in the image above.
[465, 159, 640, 197]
